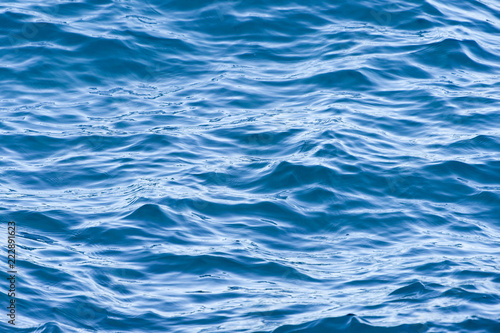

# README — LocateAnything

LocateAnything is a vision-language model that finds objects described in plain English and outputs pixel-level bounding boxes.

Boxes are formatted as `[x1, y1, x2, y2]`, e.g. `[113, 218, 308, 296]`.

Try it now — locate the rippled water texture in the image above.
[1, 0, 500, 332]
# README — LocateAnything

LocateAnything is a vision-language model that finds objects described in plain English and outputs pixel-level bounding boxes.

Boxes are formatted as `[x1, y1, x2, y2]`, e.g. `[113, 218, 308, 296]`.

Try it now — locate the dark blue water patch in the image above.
[271, 315, 500, 333]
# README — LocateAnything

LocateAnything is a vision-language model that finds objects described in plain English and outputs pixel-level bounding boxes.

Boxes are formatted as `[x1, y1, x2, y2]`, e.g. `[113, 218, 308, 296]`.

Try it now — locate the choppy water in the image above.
[1, 0, 500, 332]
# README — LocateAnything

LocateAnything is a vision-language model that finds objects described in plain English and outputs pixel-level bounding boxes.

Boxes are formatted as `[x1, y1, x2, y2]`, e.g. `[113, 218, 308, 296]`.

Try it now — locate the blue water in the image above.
[1, 0, 500, 332]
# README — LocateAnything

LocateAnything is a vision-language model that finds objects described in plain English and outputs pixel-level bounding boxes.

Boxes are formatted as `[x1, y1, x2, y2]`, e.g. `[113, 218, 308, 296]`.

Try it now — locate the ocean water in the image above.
[1, 0, 499, 332]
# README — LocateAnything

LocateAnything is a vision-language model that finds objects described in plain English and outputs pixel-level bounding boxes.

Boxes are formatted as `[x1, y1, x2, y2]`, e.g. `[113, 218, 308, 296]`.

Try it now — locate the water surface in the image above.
[0, 0, 499, 332]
